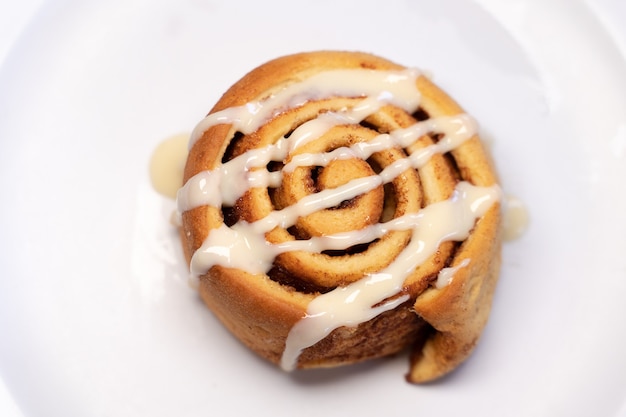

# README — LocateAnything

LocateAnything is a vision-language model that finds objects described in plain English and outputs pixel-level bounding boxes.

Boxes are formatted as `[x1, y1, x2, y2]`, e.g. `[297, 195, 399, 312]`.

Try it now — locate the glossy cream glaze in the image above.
[188, 68, 422, 148]
[177, 67, 502, 371]
[435, 258, 471, 289]
[503, 195, 529, 241]
[149, 133, 189, 199]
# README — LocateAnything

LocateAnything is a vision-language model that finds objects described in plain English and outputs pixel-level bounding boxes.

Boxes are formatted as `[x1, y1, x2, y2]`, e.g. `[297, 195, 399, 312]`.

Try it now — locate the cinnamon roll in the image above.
[177, 51, 502, 383]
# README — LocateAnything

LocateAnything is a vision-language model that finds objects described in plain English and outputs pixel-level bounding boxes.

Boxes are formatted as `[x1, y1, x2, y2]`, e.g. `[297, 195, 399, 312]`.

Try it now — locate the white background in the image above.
[0, 6, 46, 417]
[0, 1, 625, 416]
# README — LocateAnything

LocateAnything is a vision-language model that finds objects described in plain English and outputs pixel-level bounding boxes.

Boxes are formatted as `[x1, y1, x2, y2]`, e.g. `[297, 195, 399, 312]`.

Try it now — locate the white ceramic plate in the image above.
[1, 1, 625, 416]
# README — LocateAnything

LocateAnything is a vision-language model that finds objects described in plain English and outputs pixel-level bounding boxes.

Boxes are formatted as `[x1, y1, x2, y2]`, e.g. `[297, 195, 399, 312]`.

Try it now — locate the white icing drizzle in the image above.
[503, 195, 529, 241]
[188, 68, 422, 148]
[149, 133, 189, 200]
[435, 258, 471, 289]
[177, 67, 502, 371]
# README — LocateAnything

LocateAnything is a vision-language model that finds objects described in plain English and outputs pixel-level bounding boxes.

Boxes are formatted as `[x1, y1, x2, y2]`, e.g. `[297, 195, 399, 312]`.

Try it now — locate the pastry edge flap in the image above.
[408, 203, 502, 383]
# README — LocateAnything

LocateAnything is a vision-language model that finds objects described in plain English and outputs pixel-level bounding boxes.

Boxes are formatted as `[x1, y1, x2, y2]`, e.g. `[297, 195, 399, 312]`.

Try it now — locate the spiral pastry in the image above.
[177, 51, 502, 383]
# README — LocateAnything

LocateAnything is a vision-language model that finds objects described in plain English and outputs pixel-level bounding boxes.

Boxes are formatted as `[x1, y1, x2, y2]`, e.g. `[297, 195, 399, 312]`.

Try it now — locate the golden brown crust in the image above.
[181, 50, 502, 382]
